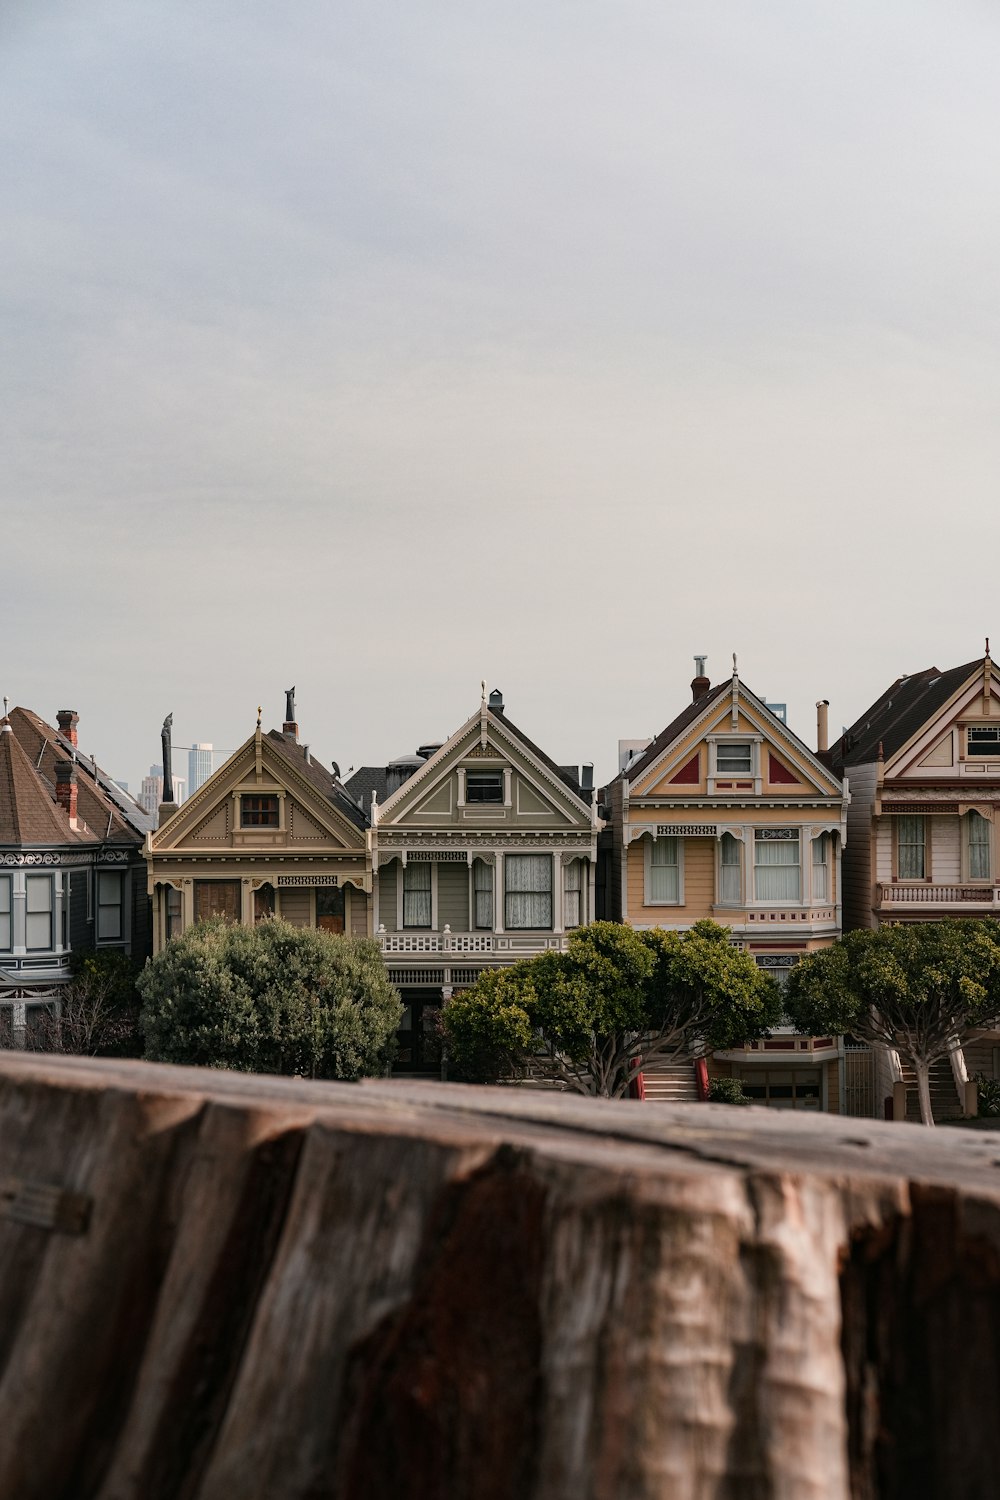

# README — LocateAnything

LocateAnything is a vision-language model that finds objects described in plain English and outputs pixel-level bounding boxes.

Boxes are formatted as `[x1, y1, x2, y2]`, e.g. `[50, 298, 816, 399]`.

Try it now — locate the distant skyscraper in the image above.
[139, 765, 185, 815]
[188, 743, 213, 795]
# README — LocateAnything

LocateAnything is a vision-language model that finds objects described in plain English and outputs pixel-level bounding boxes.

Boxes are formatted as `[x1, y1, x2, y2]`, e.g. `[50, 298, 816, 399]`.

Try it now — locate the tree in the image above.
[785, 921, 1000, 1126]
[443, 920, 782, 1099]
[138, 918, 403, 1080]
[27, 949, 142, 1057]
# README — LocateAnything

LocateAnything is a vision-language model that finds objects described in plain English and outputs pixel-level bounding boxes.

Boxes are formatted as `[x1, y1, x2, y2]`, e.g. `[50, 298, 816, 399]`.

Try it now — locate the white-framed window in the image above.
[97, 871, 125, 941]
[716, 742, 752, 775]
[812, 833, 830, 903]
[466, 772, 503, 804]
[646, 836, 681, 904]
[897, 815, 926, 880]
[403, 862, 432, 928]
[564, 859, 583, 928]
[0, 876, 11, 952]
[505, 854, 552, 929]
[968, 727, 1000, 758]
[473, 859, 494, 929]
[968, 810, 991, 880]
[754, 830, 801, 902]
[719, 833, 741, 904]
[25, 874, 54, 951]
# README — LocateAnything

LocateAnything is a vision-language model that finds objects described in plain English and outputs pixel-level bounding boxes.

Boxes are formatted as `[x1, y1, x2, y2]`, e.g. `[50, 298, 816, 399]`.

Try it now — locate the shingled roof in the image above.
[618, 681, 731, 786]
[8, 707, 152, 842]
[832, 659, 982, 770]
[0, 722, 88, 847]
[266, 731, 368, 831]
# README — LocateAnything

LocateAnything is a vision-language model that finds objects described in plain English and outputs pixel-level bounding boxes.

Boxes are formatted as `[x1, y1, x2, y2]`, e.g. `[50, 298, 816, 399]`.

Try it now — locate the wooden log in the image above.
[0, 1054, 999, 1498]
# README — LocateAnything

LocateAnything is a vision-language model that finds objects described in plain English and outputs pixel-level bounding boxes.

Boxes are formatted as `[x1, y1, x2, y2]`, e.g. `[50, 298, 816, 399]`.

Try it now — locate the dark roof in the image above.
[343, 767, 389, 817]
[9, 708, 151, 842]
[490, 709, 586, 799]
[0, 723, 88, 846]
[266, 731, 368, 830]
[620, 681, 730, 786]
[832, 660, 981, 769]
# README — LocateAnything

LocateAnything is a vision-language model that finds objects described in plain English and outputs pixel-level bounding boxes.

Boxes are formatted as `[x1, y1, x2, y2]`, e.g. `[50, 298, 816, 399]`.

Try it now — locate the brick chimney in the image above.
[691, 655, 710, 702]
[283, 718, 299, 742]
[57, 709, 79, 747]
[55, 760, 78, 825]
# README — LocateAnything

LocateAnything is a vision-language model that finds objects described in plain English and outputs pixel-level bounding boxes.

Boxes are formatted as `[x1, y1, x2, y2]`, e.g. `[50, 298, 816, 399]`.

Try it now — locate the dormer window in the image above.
[465, 772, 503, 804]
[968, 727, 1000, 757]
[716, 742, 752, 775]
[241, 795, 279, 827]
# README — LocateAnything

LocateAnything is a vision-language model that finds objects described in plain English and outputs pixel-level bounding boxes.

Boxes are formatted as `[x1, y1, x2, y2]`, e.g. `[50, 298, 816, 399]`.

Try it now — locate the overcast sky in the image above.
[3, 1, 999, 793]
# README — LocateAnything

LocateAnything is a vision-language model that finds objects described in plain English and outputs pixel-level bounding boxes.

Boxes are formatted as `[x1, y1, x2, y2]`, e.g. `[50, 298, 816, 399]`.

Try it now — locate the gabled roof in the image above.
[618, 681, 731, 787]
[265, 731, 368, 831]
[491, 710, 585, 798]
[832, 660, 982, 769]
[9, 707, 151, 843]
[0, 722, 88, 846]
[343, 767, 388, 818]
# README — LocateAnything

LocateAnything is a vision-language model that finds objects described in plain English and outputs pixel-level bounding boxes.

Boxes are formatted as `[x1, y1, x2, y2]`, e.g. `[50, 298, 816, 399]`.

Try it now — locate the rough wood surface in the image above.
[1, 1055, 999, 1499]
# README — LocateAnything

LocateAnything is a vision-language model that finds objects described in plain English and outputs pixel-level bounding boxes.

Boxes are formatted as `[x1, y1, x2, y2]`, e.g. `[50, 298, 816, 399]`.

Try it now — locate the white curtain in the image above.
[812, 834, 829, 902]
[897, 816, 925, 880]
[473, 859, 494, 928]
[719, 834, 741, 904]
[969, 811, 991, 879]
[403, 862, 432, 928]
[505, 854, 552, 929]
[754, 834, 801, 901]
[563, 859, 582, 928]
[649, 837, 679, 902]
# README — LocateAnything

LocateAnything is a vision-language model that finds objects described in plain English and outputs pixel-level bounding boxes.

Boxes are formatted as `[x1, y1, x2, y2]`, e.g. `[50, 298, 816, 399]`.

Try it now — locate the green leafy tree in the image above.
[138, 918, 402, 1080]
[443, 919, 781, 1098]
[785, 921, 1000, 1127]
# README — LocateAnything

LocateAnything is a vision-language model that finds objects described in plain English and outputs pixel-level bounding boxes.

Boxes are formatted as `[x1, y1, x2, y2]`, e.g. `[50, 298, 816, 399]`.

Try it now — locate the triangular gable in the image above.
[376, 704, 593, 829]
[151, 732, 364, 852]
[629, 681, 842, 799]
[889, 661, 1000, 778]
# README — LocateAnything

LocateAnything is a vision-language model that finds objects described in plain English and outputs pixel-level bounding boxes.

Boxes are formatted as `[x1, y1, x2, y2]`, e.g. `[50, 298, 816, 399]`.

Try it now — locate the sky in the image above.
[3, 1, 999, 794]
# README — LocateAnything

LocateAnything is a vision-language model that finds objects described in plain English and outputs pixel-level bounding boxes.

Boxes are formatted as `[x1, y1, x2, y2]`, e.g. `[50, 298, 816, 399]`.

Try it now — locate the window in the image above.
[897, 816, 926, 880]
[719, 834, 741, 904]
[812, 834, 830, 902]
[25, 875, 54, 951]
[316, 886, 344, 933]
[968, 811, 991, 880]
[97, 871, 124, 940]
[194, 880, 240, 922]
[648, 837, 680, 903]
[466, 772, 503, 804]
[254, 884, 276, 922]
[716, 742, 752, 775]
[968, 727, 1000, 758]
[473, 860, 494, 929]
[0, 877, 10, 951]
[505, 855, 552, 929]
[564, 860, 582, 928]
[241, 795, 279, 827]
[166, 885, 182, 940]
[403, 862, 432, 928]
[754, 830, 801, 902]
[737, 1068, 821, 1110]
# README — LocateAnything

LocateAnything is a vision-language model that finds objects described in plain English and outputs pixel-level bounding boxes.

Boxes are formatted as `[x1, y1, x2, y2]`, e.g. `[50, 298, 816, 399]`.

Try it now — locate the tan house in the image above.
[346, 688, 600, 1071]
[145, 714, 370, 951]
[606, 659, 853, 1112]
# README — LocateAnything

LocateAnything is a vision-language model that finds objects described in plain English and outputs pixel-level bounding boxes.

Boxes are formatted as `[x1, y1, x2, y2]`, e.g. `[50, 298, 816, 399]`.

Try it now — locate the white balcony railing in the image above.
[377, 925, 569, 956]
[877, 883, 1000, 907]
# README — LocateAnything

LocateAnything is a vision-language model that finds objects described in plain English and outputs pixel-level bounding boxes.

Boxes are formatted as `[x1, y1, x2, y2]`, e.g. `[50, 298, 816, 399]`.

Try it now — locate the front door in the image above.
[316, 886, 345, 934]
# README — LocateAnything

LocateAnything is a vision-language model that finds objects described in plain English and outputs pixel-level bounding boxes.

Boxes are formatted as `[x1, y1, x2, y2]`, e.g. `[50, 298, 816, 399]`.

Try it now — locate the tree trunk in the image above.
[914, 1056, 936, 1126]
[5, 1053, 1000, 1498]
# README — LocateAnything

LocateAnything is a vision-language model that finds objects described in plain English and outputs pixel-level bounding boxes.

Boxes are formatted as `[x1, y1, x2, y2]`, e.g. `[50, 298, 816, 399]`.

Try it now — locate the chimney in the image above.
[283, 719, 299, 742]
[816, 700, 830, 754]
[488, 688, 504, 713]
[57, 709, 79, 747]
[581, 763, 594, 793]
[55, 759, 78, 825]
[691, 655, 710, 702]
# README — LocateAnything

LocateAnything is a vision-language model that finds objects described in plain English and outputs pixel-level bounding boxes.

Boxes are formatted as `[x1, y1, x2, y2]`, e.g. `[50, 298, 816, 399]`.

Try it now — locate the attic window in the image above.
[716, 743, 752, 775]
[968, 727, 1000, 757]
[466, 772, 503, 804]
[241, 795, 279, 827]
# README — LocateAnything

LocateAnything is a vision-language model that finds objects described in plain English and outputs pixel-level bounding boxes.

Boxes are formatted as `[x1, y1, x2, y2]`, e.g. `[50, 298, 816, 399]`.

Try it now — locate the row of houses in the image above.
[5, 651, 1000, 1113]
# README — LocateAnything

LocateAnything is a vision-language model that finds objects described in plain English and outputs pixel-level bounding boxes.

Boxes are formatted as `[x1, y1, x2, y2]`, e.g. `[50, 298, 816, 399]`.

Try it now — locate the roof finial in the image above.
[481, 679, 486, 703]
[0, 696, 9, 734]
[987, 637, 991, 658]
[2, 696, 8, 718]
[732, 652, 738, 677]
[256, 705, 262, 729]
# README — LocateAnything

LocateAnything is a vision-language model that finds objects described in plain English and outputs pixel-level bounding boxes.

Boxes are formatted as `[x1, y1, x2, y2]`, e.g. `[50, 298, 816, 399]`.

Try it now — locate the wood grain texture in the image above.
[1, 1054, 999, 1499]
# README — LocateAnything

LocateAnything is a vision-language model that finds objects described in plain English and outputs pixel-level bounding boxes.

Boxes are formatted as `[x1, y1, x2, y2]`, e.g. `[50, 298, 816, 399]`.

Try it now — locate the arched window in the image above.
[968, 810, 991, 881]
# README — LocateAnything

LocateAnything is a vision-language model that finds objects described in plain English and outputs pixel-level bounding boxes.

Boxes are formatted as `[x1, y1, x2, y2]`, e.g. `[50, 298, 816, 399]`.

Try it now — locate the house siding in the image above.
[437, 863, 469, 931]
[279, 889, 311, 928]
[378, 862, 398, 932]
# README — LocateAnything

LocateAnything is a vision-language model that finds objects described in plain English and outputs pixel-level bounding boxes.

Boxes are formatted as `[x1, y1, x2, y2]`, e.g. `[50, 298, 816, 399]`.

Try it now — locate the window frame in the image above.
[717, 833, 742, 906]
[966, 809, 992, 882]
[0, 875, 11, 952]
[563, 858, 583, 929]
[644, 835, 683, 906]
[402, 861, 433, 930]
[472, 858, 494, 930]
[967, 726, 1000, 758]
[504, 854, 553, 931]
[96, 870, 125, 942]
[193, 879, 241, 924]
[240, 794, 280, 828]
[25, 874, 55, 952]
[465, 772, 504, 805]
[715, 741, 753, 776]
[752, 829, 802, 904]
[895, 815, 927, 882]
[811, 832, 830, 903]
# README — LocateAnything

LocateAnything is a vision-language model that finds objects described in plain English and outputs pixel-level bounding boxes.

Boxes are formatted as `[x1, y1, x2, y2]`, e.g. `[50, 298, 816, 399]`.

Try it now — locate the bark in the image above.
[3, 1054, 1000, 1498]
[913, 1057, 935, 1127]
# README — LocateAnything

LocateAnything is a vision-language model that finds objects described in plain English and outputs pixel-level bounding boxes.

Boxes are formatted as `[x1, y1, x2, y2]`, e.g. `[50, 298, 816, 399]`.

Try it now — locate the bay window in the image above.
[647, 836, 680, 904]
[505, 855, 552, 929]
[754, 830, 801, 902]
[564, 860, 583, 928]
[812, 834, 830, 902]
[0, 877, 10, 951]
[897, 816, 926, 880]
[403, 862, 432, 928]
[719, 834, 741, 904]
[968, 810, 991, 880]
[473, 859, 494, 929]
[25, 875, 54, 951]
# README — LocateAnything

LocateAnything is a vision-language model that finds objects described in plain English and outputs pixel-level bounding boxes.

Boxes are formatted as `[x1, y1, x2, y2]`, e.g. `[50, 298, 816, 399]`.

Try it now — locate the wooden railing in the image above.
[877, 883, 998, 906]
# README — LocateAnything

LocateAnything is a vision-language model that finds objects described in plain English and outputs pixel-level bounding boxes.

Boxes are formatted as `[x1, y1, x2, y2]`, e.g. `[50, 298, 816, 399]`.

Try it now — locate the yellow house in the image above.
[607, 659, 855, 1112]
[145, 714, 371, 950]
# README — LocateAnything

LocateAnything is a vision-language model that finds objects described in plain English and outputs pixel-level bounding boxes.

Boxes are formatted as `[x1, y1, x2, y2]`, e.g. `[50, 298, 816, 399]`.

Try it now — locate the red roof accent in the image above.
[768, 752, 799, 786]
[669, 753, 700, 785]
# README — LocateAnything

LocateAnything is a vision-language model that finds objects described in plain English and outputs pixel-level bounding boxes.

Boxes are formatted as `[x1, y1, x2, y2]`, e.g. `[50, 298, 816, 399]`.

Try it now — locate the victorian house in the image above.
[605, 660, 852, 1112]
[345, 689, 600, 1071]
[144, 703, 370, 950]
[1, 704, 152, 1045]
